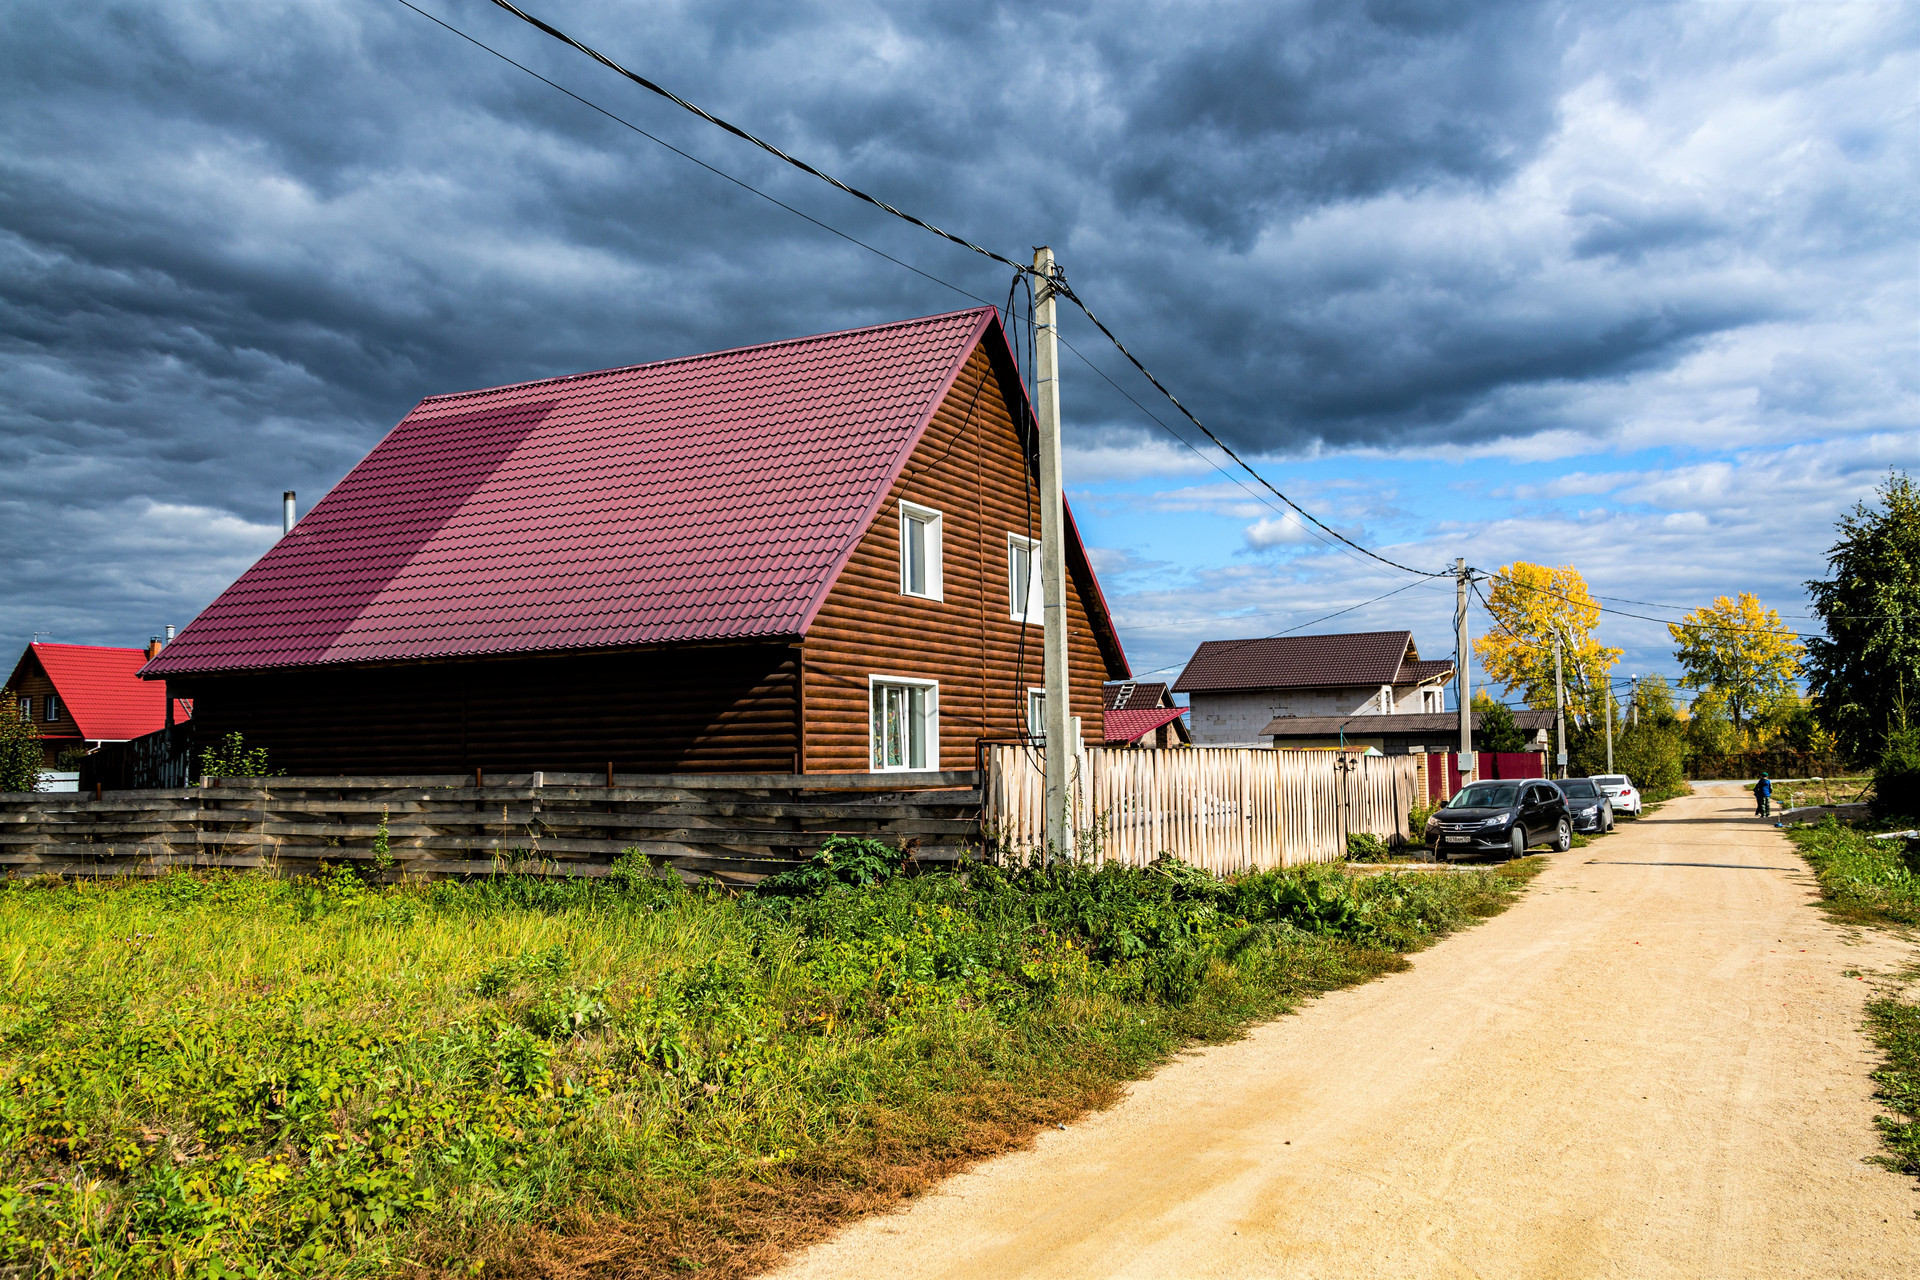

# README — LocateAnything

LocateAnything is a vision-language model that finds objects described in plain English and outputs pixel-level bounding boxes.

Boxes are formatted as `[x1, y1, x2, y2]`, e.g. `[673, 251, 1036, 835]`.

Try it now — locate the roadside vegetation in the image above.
[0, 844, 1539, 1278]
[1789, 817, 1920, 1186]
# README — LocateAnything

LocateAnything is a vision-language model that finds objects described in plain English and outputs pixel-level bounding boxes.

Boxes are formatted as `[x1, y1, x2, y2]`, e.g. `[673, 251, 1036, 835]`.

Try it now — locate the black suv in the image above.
[1426, 777, 1571, 860]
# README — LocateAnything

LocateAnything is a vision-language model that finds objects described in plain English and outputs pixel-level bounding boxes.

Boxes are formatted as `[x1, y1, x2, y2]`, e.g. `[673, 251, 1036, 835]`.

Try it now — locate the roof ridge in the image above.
[418, 306, 994, 407]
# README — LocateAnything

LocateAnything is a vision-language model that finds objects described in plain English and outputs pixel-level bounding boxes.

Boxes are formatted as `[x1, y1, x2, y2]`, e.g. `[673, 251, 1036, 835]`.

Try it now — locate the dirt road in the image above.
[772, 784, 1920, 1279]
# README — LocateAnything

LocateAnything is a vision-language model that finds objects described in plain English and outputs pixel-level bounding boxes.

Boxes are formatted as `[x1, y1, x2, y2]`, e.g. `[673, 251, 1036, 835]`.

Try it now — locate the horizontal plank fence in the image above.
[0, 771, 982, 884]
[985, 745, 1422, 873]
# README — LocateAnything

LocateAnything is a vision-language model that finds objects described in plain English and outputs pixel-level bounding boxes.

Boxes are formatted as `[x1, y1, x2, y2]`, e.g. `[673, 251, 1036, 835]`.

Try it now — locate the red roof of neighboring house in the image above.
[146, 309, 1126, 678]
[1173, 630, 1453, 694]
[7, 645, 190, 741]
[1104, 706, 1189, 746]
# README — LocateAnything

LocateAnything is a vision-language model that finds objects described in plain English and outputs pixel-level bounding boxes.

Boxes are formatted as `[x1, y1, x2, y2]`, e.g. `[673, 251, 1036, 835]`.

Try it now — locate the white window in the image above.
[14, 696, 29, 722]
[44, 694, 61, 722]
[1422, 688, 1443, 713]
[870, 676, 938, 771]
[1007, 534, 1043, 623]
[1027, 688, 1046, 738]
[1378, 686, 1394, 714]
[899, 502, 943, 600]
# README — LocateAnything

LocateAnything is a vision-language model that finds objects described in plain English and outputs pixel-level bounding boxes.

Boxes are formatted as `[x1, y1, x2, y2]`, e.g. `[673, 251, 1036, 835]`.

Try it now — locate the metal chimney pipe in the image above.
[282, 491, 296, 535]
[164, 625, 175, 644]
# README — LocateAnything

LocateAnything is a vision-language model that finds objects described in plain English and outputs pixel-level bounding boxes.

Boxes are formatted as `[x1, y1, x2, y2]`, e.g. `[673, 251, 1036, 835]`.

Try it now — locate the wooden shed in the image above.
[142, 308, 1129, 776]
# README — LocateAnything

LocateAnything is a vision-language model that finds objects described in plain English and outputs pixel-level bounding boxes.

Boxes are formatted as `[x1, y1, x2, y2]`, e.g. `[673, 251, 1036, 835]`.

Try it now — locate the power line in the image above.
[482, 0, 1029, 275]
[457, 0, 1447, 581]
[1126, 579, 1436, 679]
[1472, 568, 1832, 640]
[391, 0, 999, 312]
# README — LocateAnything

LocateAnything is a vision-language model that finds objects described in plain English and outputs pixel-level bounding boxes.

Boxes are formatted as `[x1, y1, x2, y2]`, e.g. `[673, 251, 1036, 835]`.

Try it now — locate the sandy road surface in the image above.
[772, 784, 1920, 1279]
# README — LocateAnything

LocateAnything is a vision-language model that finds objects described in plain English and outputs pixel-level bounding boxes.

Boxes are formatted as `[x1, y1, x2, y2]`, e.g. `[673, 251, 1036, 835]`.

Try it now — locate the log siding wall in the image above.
[171, 645, 801, 776]
[803, 342, 1123, 773]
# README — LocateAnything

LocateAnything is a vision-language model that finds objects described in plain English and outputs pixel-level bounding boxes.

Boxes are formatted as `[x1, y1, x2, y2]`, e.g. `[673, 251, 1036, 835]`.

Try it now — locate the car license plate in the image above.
[1445, 835, 1469, 843]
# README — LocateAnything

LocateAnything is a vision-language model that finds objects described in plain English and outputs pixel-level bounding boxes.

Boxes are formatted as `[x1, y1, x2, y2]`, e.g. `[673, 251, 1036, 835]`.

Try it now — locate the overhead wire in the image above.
[442, 0, 1446, 580]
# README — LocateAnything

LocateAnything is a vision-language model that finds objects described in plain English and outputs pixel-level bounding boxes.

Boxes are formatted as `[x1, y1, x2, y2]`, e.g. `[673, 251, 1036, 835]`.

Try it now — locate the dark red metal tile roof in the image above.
[147, 309, 1001, 676]
[1261, 709, 1554, 737]
[1103, 706, 1188, 745]
[1173, 630, 1420, 693]
[9, 644, 189, 740]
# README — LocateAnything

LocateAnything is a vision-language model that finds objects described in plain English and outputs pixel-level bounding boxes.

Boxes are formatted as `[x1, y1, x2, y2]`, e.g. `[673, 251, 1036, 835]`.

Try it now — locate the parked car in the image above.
[1592, 774, 1641, 816]
[1426, 778, 1571, 860]
[1557, 777, 1614, 833]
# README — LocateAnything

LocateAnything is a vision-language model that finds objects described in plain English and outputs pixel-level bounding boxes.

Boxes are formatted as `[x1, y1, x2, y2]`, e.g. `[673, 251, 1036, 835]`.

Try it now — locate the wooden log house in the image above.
[142, 308, 1130, 776]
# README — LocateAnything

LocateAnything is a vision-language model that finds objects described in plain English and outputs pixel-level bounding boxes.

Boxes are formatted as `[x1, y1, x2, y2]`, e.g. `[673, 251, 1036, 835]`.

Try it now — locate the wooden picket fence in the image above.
[984, 745, 1422, 872]
[0, 770, 980, 884]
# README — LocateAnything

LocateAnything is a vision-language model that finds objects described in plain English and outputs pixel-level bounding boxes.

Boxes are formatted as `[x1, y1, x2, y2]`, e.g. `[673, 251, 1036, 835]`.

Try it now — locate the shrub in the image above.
[1345, 831, 1390, 861]
[0, 693, 40, 793]
[197, 730, 280, 780]
[754, 834, 904, 896]
[1874, 727, 1920, 820]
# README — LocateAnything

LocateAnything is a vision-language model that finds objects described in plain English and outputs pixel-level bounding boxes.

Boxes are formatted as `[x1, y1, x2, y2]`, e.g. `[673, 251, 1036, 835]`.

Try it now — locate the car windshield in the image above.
[1447, 784, 1518, 809]
[1594, 776, 1626, 787]
[1560, 779, 1599, 798]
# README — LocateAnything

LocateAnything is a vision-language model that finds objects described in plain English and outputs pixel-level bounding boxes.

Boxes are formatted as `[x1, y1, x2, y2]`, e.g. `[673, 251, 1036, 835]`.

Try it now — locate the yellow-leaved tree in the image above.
[1473, 562, 1622, 728]
[1666, 594, 1803, 739]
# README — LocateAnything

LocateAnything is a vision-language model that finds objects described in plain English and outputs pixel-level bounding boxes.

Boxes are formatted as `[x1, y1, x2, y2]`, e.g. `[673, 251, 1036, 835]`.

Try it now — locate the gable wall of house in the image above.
[803, 342, 1119, 773]
[4, 654, 82, 766]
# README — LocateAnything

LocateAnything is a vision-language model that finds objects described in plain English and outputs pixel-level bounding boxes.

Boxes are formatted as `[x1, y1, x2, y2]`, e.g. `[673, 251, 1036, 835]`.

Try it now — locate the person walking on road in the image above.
[1755, 773, 1772, 818]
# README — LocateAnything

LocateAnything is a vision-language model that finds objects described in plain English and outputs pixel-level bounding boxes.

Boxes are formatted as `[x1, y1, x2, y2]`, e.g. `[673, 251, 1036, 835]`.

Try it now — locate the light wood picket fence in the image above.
[983, 744, 1422, 872]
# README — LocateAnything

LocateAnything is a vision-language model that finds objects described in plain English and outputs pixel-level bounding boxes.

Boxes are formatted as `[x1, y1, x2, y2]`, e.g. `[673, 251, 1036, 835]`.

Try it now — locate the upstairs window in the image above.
[1378, 685, 1394, 714]
[870, 677, 938, 771]
[14, 696, 29, 722]
[899, 503, 943, 600]
[1008, 534, 1043, 623]
[44, 694, 61, 723]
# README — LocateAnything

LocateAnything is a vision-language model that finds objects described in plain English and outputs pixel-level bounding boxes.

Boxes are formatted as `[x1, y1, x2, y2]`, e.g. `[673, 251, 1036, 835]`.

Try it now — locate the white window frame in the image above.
[1007, 533, 1043, 624]
[15, 696, 30, 723]
[1378, 685, 1394, 714]
[898, 502, 943, 601]
[44, 693, 62, 723]
[868, 675, 940, 772]
[1027, 688, 1047, 738]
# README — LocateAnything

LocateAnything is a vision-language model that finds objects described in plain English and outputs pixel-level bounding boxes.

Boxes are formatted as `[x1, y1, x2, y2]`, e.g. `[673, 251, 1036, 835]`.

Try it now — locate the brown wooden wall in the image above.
[802, 341, 1127, 773]
[171, 644, 800, 776]
[3, 656, 79, 766]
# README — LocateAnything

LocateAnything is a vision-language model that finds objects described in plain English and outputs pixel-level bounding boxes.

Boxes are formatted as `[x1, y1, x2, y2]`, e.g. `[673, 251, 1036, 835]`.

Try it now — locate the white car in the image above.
[1593, 774, 1641, 817]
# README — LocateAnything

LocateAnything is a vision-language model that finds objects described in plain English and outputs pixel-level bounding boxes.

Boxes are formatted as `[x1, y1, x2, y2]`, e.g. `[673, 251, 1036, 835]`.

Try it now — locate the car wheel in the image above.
[1554, 819, 1572, 852]
[1510, 827, 1526, 859]
[1605, 812, 1615, 833]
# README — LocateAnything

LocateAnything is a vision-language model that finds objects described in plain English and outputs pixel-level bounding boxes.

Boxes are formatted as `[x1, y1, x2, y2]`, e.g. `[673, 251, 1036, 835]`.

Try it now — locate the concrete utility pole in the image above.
[1033, 247, 1073, 860]
[1553, 631, 1567, 778]
[1456, 558, 1473, 774]
[1605, 679, 1614, 773]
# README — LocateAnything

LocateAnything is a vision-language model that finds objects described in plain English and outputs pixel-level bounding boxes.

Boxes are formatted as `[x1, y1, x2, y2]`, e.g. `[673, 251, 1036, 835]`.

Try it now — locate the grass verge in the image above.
[1787, 817, 1920, 1195]
[0, 854, 1541, 1277]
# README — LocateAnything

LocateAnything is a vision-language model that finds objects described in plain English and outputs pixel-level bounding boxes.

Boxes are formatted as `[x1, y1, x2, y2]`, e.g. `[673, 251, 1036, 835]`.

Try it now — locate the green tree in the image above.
[1683, 688, 1739, 769]
[1805, 470, 1920, 760]
[1473, 698, 1528, 753]
[1631, 675, 1680, 728]
[1667, 594, 1804, 739]
[0, 692, 43, 793]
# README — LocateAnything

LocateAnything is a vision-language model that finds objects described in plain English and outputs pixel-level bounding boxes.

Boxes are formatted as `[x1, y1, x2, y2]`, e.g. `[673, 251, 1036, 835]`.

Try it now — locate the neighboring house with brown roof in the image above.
[1101, 680, 1190, 748]
[142, 308, 1129, 776]
[1261, 708, 1552, 755]
[1171, 630, 1454, 747]
[6, 642, 191, 767]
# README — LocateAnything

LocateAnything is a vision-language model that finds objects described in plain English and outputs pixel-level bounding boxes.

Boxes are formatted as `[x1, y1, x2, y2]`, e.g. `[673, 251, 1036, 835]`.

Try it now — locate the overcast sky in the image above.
[2, 0, 1914, 703]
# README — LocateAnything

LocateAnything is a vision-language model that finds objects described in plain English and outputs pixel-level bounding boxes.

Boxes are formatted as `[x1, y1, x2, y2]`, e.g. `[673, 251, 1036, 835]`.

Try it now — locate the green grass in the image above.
[1788, 818, 1920, 1199]
[0, 854, 1541, 1278]
[1789, 818, 1920, 931]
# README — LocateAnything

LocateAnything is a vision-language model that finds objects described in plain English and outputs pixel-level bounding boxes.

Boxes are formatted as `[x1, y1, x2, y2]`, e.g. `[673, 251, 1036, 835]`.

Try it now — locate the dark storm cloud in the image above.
[0, 0, 1912, 651]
